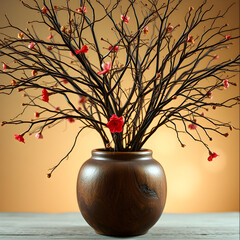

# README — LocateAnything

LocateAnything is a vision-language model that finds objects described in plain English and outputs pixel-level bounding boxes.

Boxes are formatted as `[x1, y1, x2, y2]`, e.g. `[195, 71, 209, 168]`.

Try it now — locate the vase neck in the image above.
[91, 149, 153, 161]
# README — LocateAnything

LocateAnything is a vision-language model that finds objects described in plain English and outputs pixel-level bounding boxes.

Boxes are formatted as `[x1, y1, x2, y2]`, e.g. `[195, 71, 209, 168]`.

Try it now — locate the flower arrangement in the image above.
[0, 0, 239, 177]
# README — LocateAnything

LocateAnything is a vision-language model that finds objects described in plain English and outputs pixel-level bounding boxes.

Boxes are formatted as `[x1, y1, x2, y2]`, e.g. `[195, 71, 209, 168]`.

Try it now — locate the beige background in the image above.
[0, 0, 239, 213]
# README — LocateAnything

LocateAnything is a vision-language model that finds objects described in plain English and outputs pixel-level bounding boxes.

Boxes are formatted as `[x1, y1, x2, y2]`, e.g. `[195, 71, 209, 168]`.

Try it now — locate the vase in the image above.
[76, 149, 167, 237]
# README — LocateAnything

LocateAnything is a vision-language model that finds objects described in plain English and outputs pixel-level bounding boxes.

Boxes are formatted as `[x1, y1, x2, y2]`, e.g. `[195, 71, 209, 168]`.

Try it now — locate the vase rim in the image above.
[91, 149, 153, 161]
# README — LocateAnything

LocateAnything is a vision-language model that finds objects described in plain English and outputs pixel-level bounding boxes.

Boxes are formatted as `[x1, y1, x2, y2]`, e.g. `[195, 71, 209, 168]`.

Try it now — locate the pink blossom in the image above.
[223, 79, 229, 89]
[188, 123, 197, 130]
[167, 26, 174, 32]
[225, 35, 231, 40]
[42, 88, 49, 102]
[75, 45, 88, 54]
[208, 152, 219, 161]
[70, 51, 75, 57]
[107, 114, 124, 133]
[55, 106, 60, 111]
[28, 42, 35, 49]
[108, 46, 119, 52]
[214, 55, 219, 60]
[47, 34, 53, 40]
[121, 14, 130, 23]
[67, 118, 75, 123]
[35, 133, 43, 139]
[14, 134, 25, 143]
[187, 35, 194, 44]
[143, 26, 149, 35]
[97, 62, 112, 75]
[3, 63, 10, 71]
[76, 7, 87, 13]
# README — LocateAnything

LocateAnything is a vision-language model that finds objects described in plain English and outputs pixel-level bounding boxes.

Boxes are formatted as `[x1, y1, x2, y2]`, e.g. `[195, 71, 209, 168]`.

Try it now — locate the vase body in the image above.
[76, 149, 167, 237]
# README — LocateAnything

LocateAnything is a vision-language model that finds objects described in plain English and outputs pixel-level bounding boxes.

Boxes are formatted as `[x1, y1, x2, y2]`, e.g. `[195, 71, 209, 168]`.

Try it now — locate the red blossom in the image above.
[108, 46, 119, 52]
[42, 6, 48, 14]
[47, 34, 53, 40]
[34, 112, 40, 118]
[167, 26, 174, 32]
[67, 118, 75, 123]
[28, 42, 35, 49]
[223, 79, 229, 89]
[18, 33, 24, 39]
[121, 14, 130, 23]
[42, 88, 49, 102]
[97, 62, 112, 75]
[188, 123, 197, 130]
[32, 70, 38, 76]
[79, 96, 88, 104]
[76, 7, 87, 13]
[3, 63, 10, 71]
[206, 91, 213, 99]
[14, 134, 25, 143]
[107, 114, 124, 133]
[35, 133, 43, 139]
[187, 35, 194, 44]
[225, 35, 231, 40]
[208, 152, 219, 161]
[61, 79, 68, 84]
[75, 45, 88, 54]
[143, 26, 149, 35]
[11, 80, 17, 86]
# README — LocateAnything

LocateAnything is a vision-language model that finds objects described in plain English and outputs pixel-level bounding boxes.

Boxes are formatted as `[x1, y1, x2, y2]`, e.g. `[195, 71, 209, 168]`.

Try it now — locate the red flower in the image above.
[67, 118, 75, 123]
[107, 114, 124, 133]
[108, 46, 119, 52]
[208, 152, 219, 161]
[143, 26, 149, 35]
[47, 34, 53, 40]
[75, 45, 88, 54]
[223, 79, 229, 89]
[97, 62, 112, 75]
[42, 6, 48, 14]
[28, 42, 35, 49]
[121, 14, 130, 23]
[34, 112, 40, 118]
[225, 35, 231, 40]
[32, 70, 38, 76]
[188, 123, 197, 130]
[3, 63, 10, 71]
[35, 133, 43, 139]
[61, 79, 68, 84]
[76, 7, 87, 13]
[187, 35, 194, 44]
[14, 134, 25, 143]
[42, 88, 49, 102]
[79, 96, 88, 104]
[167, 26, 174, 32]
[214, 55, 219, 60]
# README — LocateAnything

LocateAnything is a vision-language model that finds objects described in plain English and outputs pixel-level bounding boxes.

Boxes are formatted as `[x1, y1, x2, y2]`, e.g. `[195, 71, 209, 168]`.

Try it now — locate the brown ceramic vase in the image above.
[76, 149, 167, 237]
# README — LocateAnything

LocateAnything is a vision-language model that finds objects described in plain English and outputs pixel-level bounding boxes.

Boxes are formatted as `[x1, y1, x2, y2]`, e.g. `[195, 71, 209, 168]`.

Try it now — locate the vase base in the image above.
[95, 230, 148, 237]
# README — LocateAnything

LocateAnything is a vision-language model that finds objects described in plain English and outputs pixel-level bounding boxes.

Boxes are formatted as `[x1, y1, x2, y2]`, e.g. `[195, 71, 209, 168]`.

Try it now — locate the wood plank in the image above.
[0, 212, 239, 239]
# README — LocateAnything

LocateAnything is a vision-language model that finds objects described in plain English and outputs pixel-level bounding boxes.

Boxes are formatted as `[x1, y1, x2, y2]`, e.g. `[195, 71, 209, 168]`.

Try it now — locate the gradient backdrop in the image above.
[0, 0, 239, 213]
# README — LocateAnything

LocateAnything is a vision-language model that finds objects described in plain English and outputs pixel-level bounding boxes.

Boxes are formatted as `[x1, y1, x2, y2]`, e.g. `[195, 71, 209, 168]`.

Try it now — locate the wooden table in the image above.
[0, 212, 239, 239]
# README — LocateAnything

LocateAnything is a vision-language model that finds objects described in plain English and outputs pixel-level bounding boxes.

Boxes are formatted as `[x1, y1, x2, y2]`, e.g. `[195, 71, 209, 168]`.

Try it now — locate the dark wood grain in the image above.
[76, 149, 167, 237]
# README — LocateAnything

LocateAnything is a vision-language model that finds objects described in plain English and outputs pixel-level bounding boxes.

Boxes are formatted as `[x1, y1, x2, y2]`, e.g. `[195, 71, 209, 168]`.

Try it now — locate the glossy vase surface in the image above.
[76, 149, 167, 237]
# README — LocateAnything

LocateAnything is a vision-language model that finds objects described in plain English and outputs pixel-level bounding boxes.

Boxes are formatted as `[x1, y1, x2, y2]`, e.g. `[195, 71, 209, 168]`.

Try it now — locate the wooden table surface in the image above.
[0, 212, 239, 239]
